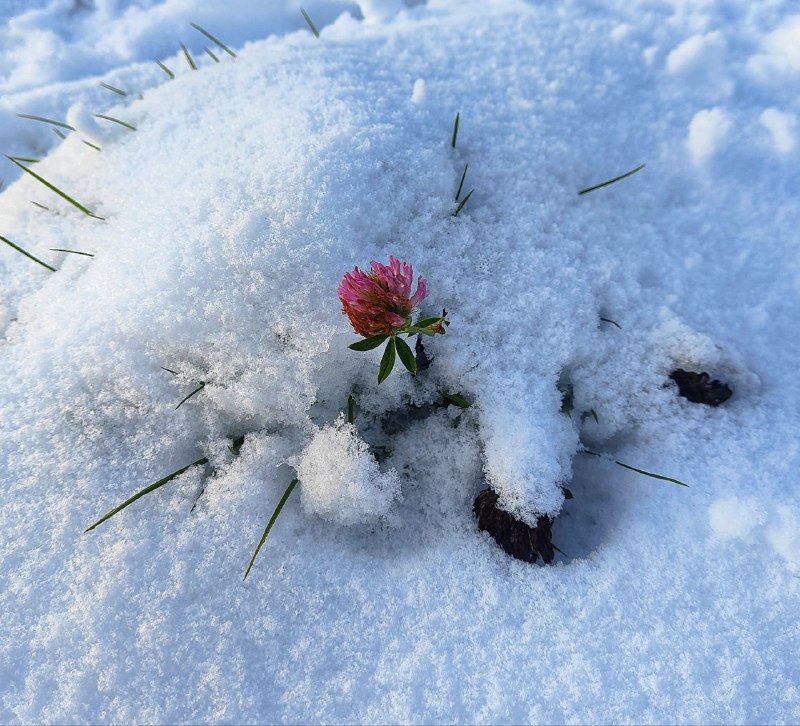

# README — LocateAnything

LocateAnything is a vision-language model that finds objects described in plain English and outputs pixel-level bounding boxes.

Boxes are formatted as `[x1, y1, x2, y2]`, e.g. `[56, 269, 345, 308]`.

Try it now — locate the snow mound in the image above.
[295, 416, 401, 525]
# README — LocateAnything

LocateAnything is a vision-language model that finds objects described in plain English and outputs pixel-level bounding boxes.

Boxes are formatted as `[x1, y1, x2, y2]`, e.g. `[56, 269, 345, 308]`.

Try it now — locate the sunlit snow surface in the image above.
[1, 0, 799, 723]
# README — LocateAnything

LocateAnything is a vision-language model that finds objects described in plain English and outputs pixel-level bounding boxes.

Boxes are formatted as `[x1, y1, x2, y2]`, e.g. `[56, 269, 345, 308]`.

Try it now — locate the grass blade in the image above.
[190, 21, 237, 58]
[161, 366, 178, 375]
[1, 234, 56, 271]
[453, 188, 474, 217]
[451, 112, 460, 148]
[94, 114, 136, 131]
[583, 450, 689, 487]
[9, 157, 39, 164]
[49, 247, 94, 257]
[347, 394, 355, 424]
[300, 7, 320, 38]
[100, 82, 128, 97]
[203, 46, 220, 63]
[175, 382, 205, 409]
[52, 128, 67, 140]
[17, 113, 75, 131]
[7, 156, 104, 219]
[455, 162, 468, 201]
[84, 456, 209, 532]
[180, 42, 197, 70]
[243, 478, 299, 580]
[613, 460, 689, 487]
[578, 163, 646, 195]
[155, 60, 175, 79]
[83, 140, 102, 151]
[600, 316, 621, 329]
[30, 201, 49, 210]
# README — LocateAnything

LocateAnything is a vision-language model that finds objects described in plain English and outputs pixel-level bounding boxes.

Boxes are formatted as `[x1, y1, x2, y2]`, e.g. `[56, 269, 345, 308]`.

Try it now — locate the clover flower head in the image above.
[338, 256, 428, 338]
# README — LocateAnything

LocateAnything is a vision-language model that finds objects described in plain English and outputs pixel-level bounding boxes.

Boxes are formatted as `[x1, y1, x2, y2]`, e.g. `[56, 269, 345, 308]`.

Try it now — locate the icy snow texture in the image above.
[0, 0, 799, 723]
[294, 416, 401, 525]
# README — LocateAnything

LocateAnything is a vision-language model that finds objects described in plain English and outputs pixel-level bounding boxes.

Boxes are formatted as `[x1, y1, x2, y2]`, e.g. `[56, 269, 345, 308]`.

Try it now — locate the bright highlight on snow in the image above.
[0, 0, 799, 723]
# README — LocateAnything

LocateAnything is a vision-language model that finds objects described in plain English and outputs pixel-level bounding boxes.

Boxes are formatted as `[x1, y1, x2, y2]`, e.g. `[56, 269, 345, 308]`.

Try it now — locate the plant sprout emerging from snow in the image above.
[339, 256, 448, 382]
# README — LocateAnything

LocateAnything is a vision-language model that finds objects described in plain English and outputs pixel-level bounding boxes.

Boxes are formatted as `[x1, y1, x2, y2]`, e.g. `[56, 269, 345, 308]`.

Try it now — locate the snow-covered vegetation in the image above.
[1, 0, 798, 722]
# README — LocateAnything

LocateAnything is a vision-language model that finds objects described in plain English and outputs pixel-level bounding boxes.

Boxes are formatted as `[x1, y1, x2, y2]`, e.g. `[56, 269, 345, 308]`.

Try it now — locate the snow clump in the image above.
[294, 415, 401, 525]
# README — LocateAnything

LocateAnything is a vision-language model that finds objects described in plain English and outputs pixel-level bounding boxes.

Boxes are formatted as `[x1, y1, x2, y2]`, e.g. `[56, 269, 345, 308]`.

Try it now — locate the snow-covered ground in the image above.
[1, 0, 799, 723]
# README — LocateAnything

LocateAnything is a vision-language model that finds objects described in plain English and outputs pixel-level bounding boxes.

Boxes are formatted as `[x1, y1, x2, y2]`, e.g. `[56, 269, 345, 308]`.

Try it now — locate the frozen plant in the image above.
[339, 255, 449, 382]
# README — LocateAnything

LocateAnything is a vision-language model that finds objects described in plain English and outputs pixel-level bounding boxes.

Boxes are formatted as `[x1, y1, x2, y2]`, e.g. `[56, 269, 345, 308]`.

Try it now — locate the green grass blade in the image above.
[203, 46, 220, 63]
[300, 7, 320, 38]
[30, 201, 49, 210]
[451, 112, 460, 148]
[453, 188, 474, 216]
[1, 234, 56, 272]
[600, 316, 621, 329]
[100, 82, 128, 97]
[583, 449, 688, 487]
[180, 42, 197, 70]
[175, 382, 205, 409]
[9, 157, 39, 164]
[347, 394, 355, 424]
[7, 156, 104, 219]
[578, 163, 646, 195]
[17, 113, 75, 131]
[94, 114, 137, 131]
[161, 366, 178, 375]
[455, 162, 468, 201]
[52, 128, 67, 140]
[243, 478, 299, 580]
[49, 248, 94, 257]
[190, 21, 237, 58]
[84, 456, 209, 532]
[613, 460, 689, 487]
[155, 60, 175, 79]
[83, 140, 102, 151]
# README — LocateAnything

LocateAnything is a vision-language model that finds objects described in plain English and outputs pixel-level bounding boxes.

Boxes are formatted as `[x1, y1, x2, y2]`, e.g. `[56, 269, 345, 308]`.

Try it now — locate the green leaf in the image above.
[84, 456, 208, 532]
[94, 114, 137, 131]
[6, 156, 104, 219]
[562, 486, 574, 500]
[155, 60, 175, 79]
[348, 335, 387, 351]
[175, 382, 205, 409]
[395, 336, 416, 376]
[243, 478, 299, 580]
[300, 7, 320, 38]
[180, 42, 197, 70]
[441, 392, 471, 408]
[17, 113, 75, 131]
[455, 162, 468, 202]
[453, 188, 474, 217]
[413, 317, 443, 329]
[578, 163, 646, 195]
[1, 234, 56, 272]
[100, 82, 128, 97]
[378, 337, 396, 384]
[190, 21, 237, 58]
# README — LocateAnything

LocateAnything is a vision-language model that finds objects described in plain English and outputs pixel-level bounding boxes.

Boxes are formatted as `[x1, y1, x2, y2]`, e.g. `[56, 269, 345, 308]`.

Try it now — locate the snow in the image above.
[1, 0, 799, 723]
